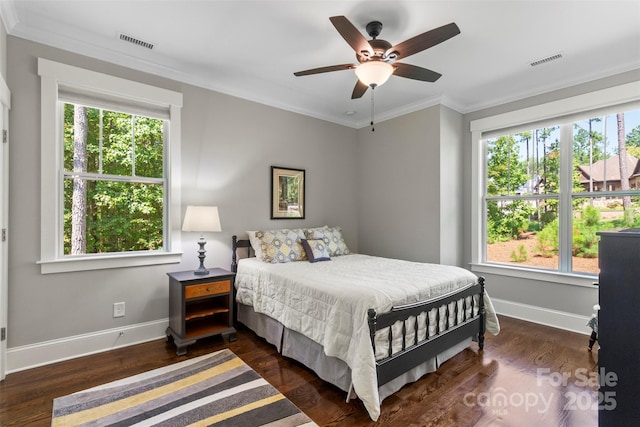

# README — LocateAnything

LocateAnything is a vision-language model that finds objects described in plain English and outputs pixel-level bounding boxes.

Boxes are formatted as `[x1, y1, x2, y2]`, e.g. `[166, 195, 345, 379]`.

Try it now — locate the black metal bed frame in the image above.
[369, 278, 485, 386]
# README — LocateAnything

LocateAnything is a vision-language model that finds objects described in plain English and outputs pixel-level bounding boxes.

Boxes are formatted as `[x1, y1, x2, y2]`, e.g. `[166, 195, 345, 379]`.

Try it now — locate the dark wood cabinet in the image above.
[597, 229, 640, 426]
[166, 268, 237, 355]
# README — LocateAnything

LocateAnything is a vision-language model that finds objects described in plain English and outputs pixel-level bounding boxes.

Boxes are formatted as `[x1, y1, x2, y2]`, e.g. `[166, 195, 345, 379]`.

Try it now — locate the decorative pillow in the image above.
[255, 228, 307, 263]
[305, 226, 350, 257]
[301, 239, 331, 263]
[304, 225, 329, 235]
[246, 230, 262, 259]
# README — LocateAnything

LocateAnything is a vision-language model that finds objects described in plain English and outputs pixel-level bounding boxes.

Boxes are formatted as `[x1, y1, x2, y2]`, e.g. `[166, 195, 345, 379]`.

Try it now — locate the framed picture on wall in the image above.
[271, 166, 305, 219]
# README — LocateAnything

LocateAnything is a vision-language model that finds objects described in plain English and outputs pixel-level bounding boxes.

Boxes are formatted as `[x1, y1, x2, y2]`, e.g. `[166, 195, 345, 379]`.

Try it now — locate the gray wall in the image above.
[356, 105, 443, 263]
[356, 104, 465, 266]
[0, 18, 6, 80]
[7, 36, 358, 348]
[439, 105, 464, 266]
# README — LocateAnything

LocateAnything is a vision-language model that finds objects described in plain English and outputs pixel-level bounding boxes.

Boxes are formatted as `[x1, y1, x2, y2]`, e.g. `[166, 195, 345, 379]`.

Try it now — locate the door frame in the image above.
[0, 74, 11, 380]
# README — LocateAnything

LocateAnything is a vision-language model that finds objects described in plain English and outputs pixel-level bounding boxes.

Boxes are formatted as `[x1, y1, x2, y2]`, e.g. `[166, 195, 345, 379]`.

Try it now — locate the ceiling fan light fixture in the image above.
[355, 61, 394, 87]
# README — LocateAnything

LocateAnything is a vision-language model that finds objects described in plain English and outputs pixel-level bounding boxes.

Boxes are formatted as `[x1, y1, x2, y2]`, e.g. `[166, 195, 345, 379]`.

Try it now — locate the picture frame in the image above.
[271, 166, 305, 219]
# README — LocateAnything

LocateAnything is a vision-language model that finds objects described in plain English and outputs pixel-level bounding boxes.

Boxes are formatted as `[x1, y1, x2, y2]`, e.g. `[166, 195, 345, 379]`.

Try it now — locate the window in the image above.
[63, 104, 166, 255]
[485, 125, 562, 271]
[38, 59, 183, 273]
[471, 82, 640, 284]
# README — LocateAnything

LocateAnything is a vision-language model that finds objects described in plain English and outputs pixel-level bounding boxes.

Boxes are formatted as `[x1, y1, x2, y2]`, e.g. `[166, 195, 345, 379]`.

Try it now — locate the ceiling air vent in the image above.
[530, 53, 563, 67]
[118, 33, 154, 50]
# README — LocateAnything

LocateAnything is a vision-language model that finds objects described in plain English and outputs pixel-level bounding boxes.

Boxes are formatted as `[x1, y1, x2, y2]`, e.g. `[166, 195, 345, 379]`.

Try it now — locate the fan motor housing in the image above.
[357, 39, 392, 63]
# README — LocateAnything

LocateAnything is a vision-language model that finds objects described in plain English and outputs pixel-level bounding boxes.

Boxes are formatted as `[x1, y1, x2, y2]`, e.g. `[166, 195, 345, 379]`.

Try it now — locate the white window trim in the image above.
[470, 81, 640, 286]
[37, 58, 183, 274]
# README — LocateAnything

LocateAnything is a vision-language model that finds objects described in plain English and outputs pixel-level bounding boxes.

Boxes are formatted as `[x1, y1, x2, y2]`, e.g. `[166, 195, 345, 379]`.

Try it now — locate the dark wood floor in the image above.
[0, 316, 598, 426]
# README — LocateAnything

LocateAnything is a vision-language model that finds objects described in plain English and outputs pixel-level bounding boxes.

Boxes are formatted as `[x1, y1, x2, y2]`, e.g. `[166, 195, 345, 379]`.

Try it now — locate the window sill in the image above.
[470, 263, 599, 288]
[37, 251, 183, 274]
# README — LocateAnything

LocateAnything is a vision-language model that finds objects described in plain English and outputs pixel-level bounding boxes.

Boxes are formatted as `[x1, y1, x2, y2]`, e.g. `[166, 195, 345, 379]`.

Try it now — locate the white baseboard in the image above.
[5, 301, 591, 374]
[6, 318, 169, 374]
[491, 298, 591, 335]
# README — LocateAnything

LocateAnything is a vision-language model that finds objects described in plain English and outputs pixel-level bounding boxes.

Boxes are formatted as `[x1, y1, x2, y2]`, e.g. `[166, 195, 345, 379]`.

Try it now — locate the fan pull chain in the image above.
[370, 85, 375, 132]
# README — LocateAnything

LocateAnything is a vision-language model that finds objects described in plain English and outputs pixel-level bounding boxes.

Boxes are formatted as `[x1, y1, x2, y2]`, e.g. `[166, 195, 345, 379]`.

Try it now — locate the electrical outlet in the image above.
[113, 302, 125, 318]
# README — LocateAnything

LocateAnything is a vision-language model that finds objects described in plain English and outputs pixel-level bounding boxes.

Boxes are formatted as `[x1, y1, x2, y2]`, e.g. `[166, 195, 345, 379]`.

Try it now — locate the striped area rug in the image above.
[51, 349, 317, 426]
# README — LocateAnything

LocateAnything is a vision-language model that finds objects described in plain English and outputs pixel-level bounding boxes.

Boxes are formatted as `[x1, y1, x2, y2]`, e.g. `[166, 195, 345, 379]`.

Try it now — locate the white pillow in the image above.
[246, 230, 262, 259]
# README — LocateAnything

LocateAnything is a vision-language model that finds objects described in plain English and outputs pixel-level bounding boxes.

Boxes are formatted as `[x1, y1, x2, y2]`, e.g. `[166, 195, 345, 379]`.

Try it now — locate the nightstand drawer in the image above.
[185, 280, 231, 299]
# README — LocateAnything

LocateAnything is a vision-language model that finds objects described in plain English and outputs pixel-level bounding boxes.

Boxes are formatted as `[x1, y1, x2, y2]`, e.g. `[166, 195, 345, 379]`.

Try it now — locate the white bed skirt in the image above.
[237, 303, 472, 402]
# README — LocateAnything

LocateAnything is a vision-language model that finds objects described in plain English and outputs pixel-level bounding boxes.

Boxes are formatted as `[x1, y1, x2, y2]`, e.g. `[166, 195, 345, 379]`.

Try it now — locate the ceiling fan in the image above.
[294, 16, 460, 99]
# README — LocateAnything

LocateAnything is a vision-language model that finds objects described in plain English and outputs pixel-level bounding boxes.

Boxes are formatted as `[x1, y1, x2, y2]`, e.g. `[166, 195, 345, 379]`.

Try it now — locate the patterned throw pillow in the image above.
[301, 239, 331, 263]
[245, 230, 262, 259]
[305, 226, 350, 257]
[256, 228, 307, 263]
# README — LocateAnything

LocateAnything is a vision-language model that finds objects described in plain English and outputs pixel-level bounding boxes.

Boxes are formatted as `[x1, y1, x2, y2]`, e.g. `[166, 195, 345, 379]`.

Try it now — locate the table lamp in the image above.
[182, 206, 221, 275]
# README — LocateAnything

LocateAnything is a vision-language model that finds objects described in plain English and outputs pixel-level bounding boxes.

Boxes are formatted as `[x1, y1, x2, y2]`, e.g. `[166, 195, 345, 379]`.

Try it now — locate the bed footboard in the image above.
[368, 277, 486, 386]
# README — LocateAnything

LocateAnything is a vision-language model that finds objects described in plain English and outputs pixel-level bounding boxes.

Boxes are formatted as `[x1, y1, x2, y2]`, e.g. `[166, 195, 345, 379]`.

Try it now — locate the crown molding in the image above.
[0, 0, 19, 33]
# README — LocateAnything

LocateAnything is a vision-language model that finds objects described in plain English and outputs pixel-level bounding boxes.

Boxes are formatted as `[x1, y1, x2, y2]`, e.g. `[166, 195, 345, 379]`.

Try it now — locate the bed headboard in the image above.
[231, 235, 252, 273]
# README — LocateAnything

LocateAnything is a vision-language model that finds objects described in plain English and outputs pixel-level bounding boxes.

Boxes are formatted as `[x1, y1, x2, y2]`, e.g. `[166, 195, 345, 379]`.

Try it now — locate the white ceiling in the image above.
[2, 0, 639, 128]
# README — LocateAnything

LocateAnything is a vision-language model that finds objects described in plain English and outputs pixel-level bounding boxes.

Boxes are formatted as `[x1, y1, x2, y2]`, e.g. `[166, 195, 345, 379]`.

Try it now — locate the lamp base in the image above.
[194, 236, 209, 276]
[194, 266, 209, 276]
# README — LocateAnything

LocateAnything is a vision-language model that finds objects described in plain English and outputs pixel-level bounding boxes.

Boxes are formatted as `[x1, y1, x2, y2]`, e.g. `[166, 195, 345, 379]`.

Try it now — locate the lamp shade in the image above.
[182, 206, 221, 232]
[355, 61, 394, 87]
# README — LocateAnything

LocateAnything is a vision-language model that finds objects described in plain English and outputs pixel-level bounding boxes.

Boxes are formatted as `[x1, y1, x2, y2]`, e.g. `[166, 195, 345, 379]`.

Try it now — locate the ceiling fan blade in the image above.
[385, 22, 460, 61]
[351, 80, 369, 99]
[329, 16, 374, 57]
[393, 63, 442, 82]
[294, 64, 356, 76]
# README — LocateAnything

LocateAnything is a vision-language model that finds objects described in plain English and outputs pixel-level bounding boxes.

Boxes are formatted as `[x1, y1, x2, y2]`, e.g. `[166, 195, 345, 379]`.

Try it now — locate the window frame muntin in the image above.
[61, 101, 167, 256]
[470, 81, 640, 286]
[38, 58, 183, 274]
[62, 172, 165, 186]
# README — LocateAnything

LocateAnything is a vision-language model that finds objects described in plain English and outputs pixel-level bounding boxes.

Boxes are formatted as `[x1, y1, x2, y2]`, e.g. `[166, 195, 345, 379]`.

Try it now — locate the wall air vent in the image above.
[118, 33, 154, 50]
[530, 53, 563, 67]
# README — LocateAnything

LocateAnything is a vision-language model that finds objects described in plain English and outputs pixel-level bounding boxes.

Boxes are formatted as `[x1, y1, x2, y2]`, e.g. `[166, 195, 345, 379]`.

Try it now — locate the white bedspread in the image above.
[235, 254, 500, 421]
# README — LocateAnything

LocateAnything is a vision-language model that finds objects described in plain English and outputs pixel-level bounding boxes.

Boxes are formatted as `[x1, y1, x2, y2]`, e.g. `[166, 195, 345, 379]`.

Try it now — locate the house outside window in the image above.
[471, 82, 640, 284]
[38, 59, 183, 273]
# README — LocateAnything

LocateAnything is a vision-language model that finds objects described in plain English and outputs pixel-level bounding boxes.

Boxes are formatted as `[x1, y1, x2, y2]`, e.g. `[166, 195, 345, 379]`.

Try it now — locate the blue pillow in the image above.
[301, 239, 331, 263]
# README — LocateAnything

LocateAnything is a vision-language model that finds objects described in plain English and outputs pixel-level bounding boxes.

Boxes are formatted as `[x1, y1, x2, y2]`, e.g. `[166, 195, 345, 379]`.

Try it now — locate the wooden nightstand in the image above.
[166, 268, 237, 355]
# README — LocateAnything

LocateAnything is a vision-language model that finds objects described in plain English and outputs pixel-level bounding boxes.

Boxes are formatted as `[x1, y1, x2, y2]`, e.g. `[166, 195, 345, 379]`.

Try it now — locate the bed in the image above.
[231, 227, 500, 421]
